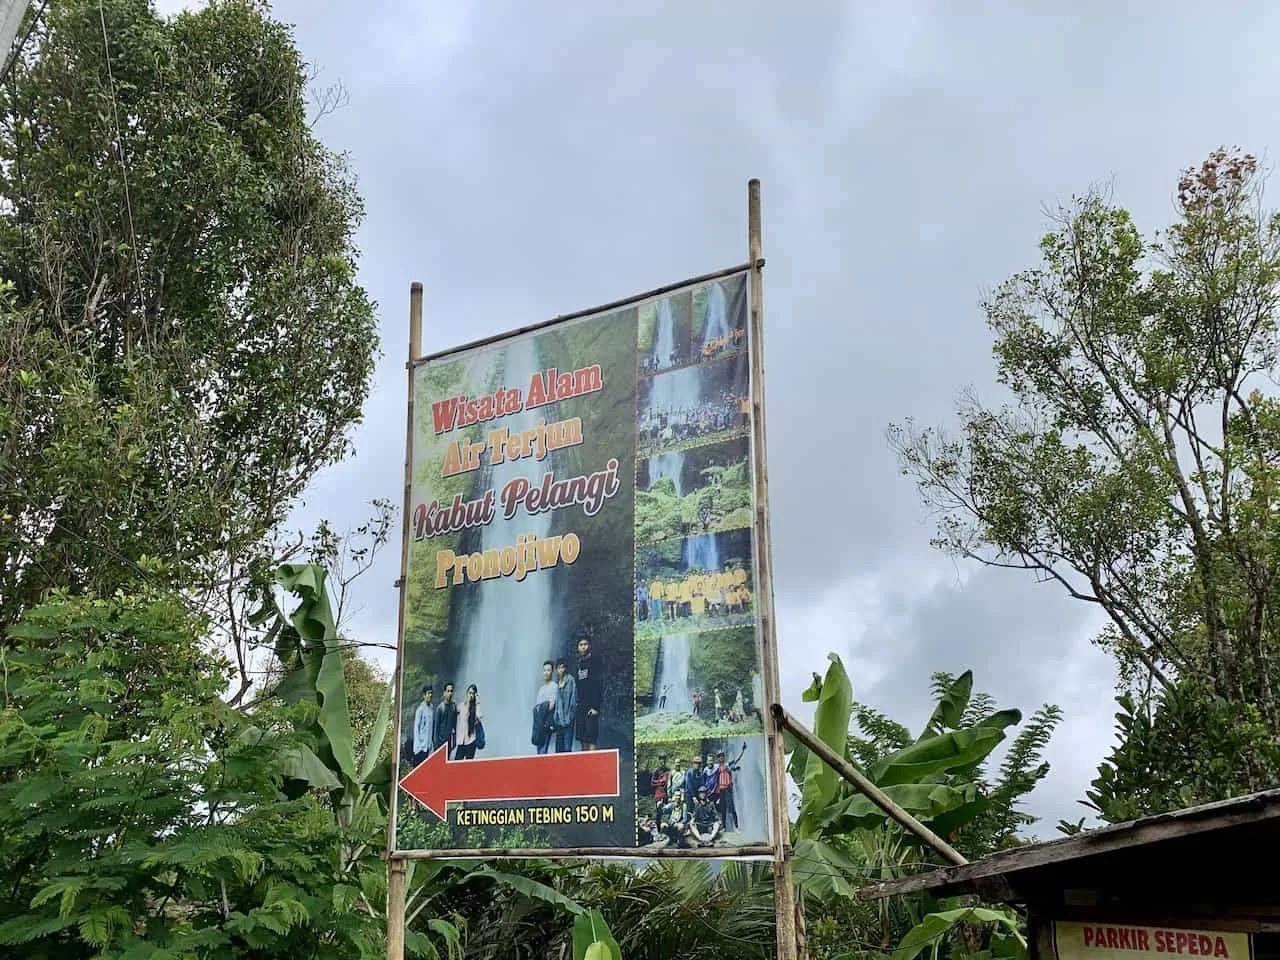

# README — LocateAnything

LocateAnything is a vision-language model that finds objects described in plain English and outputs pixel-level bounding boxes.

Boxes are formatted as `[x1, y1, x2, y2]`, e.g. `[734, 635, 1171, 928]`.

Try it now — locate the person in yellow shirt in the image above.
[678, 578, 693, 617]
[649, 579, 664, 621]
[691, 583, 706, 617]
[732, 567, 747, 586]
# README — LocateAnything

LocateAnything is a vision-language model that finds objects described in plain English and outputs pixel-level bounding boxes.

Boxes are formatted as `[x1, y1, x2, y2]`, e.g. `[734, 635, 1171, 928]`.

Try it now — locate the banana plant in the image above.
[894, 906, 1027, 960]
[787, 655, 1057, 904]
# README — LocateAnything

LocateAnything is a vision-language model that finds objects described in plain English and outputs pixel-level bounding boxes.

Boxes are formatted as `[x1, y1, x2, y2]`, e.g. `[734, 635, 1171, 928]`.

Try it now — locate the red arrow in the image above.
[399, 746, 620, 820]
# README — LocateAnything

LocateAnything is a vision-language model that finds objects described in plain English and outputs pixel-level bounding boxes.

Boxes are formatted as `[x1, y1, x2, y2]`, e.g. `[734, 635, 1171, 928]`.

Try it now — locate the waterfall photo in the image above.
[393, 266, 774, 855]
[636, 348, 749, 460]
[635, 436, 753, 545]
[633, 528, 756, 642]
[692, 273, 747, 364]
[398, 304, 638, 851]
[634, 736, 770, 849]
[633, 625, 764, 742]
[636, 289, 693, 375]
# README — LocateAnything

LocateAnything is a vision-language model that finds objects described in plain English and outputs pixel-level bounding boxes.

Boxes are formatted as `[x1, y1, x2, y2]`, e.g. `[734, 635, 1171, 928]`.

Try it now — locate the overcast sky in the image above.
[155, 0, 1280, 834]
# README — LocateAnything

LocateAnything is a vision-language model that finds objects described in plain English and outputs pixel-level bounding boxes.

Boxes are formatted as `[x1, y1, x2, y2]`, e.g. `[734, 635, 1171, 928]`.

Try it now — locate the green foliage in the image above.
[634, 633, 658, 697]
[792, 656, 1060, 960]
[0, 0, 377, 625]
[790, 660, 1038, 845]
[635, 624, 763, 736]
[271, 563, 358, 793]
[395, 810, 552, 853]
[0, 589, 404, 958]
[573, 910, 622, 960]
[404, 358, 475, 653]
[396, 858, 772, 959]
[806, 890, 888, 960]
[890, 148, 1280, 812]
[688, 626, 759, 708]
[1084, 681, 1280, 824]
[794, 653, 854, 839]
[635, 457, 753, 544]
[347, 655, 393, 774]
[892, 907, 1026, 960]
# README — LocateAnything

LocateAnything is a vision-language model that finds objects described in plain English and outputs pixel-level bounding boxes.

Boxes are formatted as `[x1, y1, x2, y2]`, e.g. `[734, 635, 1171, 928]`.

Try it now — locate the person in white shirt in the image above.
[454, 683, 483, 760]
[411, 684, 435, 765]
[533, 661, 558, 754]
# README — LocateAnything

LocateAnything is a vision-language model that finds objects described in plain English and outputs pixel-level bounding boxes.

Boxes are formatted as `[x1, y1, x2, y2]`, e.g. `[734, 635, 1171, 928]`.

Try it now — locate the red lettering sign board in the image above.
[1055, 921, 1252, 960]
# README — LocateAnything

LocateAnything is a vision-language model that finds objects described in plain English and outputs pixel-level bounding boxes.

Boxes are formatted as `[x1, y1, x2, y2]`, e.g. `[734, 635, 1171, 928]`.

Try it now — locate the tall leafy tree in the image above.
[0, 0, 377, 631]
[890, 148, 1280, 808]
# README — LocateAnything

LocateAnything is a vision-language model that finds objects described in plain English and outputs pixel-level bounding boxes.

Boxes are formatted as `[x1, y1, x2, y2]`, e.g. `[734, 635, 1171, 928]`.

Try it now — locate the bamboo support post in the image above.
[771, 705, 969, 867]
[386, 282, 423, 960]
[746, 179, 802, 960]
[386, 858, 407, 960]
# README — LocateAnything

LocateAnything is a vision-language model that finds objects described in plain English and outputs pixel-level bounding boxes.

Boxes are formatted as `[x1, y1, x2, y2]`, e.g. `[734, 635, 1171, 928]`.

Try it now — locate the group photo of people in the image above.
[634, 529, 757, 643]
[635, 337, 751, 461]
[636, 566, 753, 625]
[636, 389, 750, 460]
[635, 737, 768, 849]
[403, 635, 607, 768]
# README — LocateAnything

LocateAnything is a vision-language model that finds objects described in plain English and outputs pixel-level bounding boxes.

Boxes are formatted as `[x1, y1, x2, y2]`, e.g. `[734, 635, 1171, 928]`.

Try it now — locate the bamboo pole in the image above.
[393, 845, 774, 860]
[746, 179, 801, 960]
[772, 706, 969, 867]
[386, 282, 423, 960]
[387, 859, 407, 960]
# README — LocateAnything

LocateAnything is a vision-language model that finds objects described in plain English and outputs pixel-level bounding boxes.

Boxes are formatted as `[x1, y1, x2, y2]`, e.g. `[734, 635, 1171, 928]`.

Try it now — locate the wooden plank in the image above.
[384, 284, 422, 960]
[746, 178, 801, 960]
[386, 281, 423, 856]
[1030, 910, 1055, 960]
[386, 858, 407, 960]
[391, 845, 775, 860]
[860, 789, 1280, 901]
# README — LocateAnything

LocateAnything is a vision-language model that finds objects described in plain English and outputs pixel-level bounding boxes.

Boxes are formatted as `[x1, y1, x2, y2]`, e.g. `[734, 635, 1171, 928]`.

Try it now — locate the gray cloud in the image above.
[156, 0, 1280, 829]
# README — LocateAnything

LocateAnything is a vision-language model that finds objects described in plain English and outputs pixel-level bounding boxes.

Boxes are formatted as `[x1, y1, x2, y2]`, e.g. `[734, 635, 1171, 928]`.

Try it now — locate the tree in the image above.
[0, 0, 377, 633]
[890, 148, 1280, 806]
[1074, 678, 1278, 827]
[0, 587, 449, 959]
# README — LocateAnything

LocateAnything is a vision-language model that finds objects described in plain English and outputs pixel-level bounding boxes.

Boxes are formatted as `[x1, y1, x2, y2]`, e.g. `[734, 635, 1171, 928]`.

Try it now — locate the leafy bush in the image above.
[0, 590, 395, 958]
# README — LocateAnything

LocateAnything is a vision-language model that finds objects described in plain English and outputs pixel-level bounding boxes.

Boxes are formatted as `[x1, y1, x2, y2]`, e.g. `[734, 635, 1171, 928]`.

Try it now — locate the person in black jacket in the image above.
[433, 681, 458, 754]
[574, 637, 602, 751]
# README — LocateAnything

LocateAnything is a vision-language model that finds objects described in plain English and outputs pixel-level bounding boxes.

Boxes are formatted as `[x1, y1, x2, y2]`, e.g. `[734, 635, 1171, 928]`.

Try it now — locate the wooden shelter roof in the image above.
[860, 787, 1280, 922]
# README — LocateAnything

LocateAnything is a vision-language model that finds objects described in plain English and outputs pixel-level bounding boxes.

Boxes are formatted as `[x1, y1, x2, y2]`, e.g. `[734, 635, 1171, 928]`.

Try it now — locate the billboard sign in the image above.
[392, 268, 773, 854]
